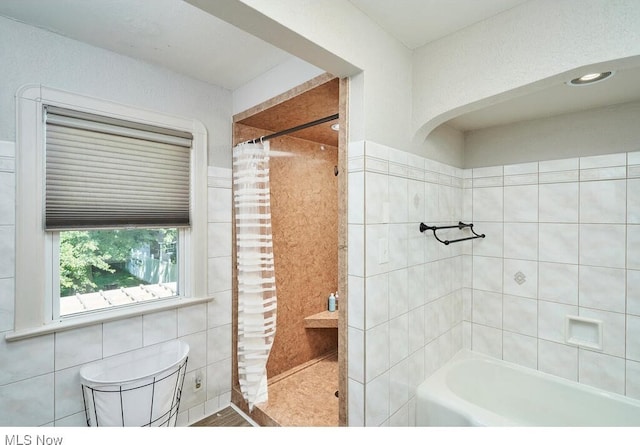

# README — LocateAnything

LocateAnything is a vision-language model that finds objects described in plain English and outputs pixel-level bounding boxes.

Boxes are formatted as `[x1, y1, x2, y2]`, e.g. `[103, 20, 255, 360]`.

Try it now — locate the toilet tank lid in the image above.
[79, 340, 189, 386]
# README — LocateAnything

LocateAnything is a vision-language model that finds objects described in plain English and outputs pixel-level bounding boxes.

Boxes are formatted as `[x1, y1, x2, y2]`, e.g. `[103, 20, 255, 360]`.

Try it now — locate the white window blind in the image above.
[44, 106, 193, 230]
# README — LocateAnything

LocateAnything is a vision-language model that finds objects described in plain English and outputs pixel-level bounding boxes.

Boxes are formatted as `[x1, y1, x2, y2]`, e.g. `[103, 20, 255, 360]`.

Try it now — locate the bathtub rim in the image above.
[416, 348, 640, 427]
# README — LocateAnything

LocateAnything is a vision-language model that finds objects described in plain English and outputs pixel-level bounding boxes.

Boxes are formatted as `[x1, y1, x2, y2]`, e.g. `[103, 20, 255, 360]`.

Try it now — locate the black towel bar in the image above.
[419, 221, 485, 245]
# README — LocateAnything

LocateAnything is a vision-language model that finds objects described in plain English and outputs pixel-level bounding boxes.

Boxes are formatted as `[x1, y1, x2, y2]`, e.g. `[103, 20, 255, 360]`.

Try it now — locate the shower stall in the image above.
[230, 75, 347, 426]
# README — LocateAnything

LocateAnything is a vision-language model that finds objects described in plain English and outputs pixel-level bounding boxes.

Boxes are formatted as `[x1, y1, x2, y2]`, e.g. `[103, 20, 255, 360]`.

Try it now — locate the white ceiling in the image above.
[0, 0, 532, 91]
[1, 0, 637, 132]
[447, 65, 640, 131]
[0, 0, 293, 91]
[349, 0, 529, 49]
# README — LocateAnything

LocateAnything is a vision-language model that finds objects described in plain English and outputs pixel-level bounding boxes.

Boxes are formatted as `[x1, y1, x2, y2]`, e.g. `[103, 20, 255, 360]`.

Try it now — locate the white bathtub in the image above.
[416, 349, 640, 426]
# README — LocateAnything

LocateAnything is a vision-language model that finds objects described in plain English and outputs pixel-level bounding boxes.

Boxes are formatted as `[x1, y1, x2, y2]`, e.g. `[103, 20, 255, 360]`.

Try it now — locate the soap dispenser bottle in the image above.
[328, 293, 336, 312]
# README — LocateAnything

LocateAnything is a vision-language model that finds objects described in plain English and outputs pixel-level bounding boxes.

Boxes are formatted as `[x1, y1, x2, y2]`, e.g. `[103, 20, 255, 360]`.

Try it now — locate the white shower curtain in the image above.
[233, 140, 277, 411]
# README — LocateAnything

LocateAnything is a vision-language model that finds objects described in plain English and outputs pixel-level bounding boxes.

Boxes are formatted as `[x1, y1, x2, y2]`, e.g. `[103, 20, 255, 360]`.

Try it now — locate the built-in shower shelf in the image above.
[304, 310, 338, 328]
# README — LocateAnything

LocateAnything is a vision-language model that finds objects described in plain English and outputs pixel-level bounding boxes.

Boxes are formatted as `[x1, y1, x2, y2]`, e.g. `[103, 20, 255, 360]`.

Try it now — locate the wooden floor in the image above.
[191, 406, 254, 427]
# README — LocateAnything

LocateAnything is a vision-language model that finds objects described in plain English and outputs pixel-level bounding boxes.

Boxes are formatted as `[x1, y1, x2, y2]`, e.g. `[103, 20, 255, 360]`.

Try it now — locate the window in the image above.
[56, 228, 179, 316]
[43, 105, 191, 318]
[11, 85, 208, 338]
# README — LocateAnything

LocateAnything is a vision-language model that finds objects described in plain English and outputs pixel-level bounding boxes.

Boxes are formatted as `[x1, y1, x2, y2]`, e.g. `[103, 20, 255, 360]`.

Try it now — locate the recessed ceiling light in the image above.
[331, 123, 340, 131]
[567, 71, 614, 86]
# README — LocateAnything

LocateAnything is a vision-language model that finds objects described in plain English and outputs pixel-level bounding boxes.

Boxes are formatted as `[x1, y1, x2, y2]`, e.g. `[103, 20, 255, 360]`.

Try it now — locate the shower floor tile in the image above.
[257, 352, 339, 426]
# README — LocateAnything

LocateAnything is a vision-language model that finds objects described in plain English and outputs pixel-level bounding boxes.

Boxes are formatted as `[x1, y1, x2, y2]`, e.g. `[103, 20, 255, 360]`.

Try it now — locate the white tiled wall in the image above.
[464, 152, 640, 400]
[348, 142, 640, 426]
[348, 141, 464, 426]
[6, 133, 639, 426]
[0, 153, 233, 426]
[0, 142, 15, 338]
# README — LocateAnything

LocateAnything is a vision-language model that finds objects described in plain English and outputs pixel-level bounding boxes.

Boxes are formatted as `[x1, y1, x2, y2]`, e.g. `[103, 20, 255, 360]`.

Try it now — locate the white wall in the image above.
[0, 141, 234, 426]
[232, 57, 324, 115]
[464, 101, 640, 168]
[463, 153, 640, 400]
[347, 133, 640, 426]
[191, 0, 640, 165]
[0, 17, 235, 426]
[192, 0, 640, 426]
[0, 16, 232, 168]
[423, 124, 464, 168]
[4, 0, 639, 427]
[348, 141, 464, 425]
[459, 101, 640, 401]
[412, 0, 640, 142]
[187, 0, 415, 153]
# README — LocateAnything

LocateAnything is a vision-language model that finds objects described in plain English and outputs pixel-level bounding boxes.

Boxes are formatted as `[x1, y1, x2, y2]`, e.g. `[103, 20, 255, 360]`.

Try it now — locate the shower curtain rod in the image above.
[245, 113, 339, 144]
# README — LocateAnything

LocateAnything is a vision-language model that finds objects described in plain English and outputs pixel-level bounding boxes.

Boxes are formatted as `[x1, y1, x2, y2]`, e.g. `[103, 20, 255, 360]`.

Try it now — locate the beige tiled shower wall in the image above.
[464, 152, 640, 400]
[0, 160, 233, 426]
[347, 141, 465, 426]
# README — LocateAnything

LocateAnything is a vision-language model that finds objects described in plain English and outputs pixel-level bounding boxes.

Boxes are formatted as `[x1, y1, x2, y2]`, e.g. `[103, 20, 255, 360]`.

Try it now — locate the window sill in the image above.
[4, 295, 214, 342]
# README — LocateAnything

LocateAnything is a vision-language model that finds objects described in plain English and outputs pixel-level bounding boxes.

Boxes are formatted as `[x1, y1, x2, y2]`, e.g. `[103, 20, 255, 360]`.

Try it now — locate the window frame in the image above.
[8, 85, 210, 341]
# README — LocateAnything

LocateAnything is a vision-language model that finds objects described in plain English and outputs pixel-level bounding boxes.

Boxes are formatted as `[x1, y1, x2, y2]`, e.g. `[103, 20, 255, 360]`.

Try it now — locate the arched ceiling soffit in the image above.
[413, 54, 640, 144]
